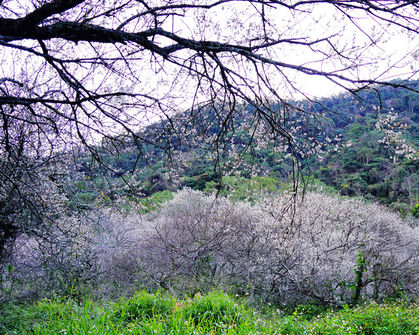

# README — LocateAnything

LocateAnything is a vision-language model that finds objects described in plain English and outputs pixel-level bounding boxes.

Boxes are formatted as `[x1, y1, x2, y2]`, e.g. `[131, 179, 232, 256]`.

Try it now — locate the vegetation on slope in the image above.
[72, 82, 419, 216]
[1, 83, 419, 335]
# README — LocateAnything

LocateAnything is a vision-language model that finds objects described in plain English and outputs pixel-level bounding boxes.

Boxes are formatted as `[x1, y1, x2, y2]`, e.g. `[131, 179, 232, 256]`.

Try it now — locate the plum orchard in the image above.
[8, 189, 419, 305]
[1, 1, 419, 273]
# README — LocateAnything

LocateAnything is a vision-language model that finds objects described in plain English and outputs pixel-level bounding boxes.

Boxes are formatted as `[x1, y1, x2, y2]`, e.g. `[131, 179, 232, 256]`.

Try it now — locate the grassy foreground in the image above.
[1, 291, 419, 334]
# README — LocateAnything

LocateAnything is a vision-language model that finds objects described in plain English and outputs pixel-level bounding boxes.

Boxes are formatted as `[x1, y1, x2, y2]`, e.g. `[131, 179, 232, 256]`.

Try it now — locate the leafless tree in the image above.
[1, 0, 419, 260]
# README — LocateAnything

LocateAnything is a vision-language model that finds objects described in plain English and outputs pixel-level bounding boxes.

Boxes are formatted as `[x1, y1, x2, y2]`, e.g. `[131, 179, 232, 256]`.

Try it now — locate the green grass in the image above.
[272, 302, 419, 334]
[1, 292, 419, 334]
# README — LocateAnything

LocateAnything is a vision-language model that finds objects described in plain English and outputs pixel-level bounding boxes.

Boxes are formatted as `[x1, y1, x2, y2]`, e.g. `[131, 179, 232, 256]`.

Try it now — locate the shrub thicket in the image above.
[3, 189, 419, 306]
[139, 189, 419, 305]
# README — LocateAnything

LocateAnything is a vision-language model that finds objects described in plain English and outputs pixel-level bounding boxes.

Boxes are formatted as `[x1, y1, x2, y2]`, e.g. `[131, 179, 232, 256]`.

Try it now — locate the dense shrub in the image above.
[4, 188, 419, 306]
[140, 189, 419, 305]
[2, 206, 147, 300]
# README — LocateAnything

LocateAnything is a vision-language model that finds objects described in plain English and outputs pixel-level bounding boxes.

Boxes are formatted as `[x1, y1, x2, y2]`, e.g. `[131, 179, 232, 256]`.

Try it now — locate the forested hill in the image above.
[77, 81, 419, 214]
[308, 83, 419, 212]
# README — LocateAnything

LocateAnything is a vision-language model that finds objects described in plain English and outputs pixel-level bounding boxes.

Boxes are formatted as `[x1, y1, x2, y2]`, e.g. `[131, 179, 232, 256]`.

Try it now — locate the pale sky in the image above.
[2, 0, 419, 137]
[156, 1, 419, 101]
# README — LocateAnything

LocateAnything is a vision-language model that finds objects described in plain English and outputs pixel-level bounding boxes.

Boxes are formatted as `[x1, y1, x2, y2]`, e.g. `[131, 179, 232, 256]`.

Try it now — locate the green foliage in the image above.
[77, 191, 98, 203]
[303, 177, 339, 196]
[282, 303, 327, 321]
[138, 190, 174, 213]
[0, 263, 13, 296]
[276, 302, 419, 334]
[182, 291, 247, 328]
[114, 291, 176, 322]
[204, 175, 281, 201]
[412, 204, 419, 218]
[67, 82, 419, 211]
[113, 290, 249, 329]
[183, 172, 218, 191]
[390, 202, 411, 219]
[3, 292, 419, 334]
[1, 291, 254, 335]
[351, 248, 367, 306]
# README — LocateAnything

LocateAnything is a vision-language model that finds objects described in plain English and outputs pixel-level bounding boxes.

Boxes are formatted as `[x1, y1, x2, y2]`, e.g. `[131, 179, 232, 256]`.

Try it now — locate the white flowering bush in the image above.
[139, 189, 419, 305]
[5, 188, 419, 306]
[375, 112, 418, 161]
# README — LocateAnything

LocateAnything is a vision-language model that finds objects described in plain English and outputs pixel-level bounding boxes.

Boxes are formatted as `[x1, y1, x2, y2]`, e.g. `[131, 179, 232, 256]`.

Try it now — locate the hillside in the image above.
[2, 83, 419, 328]
[74, 81, 419, 214]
